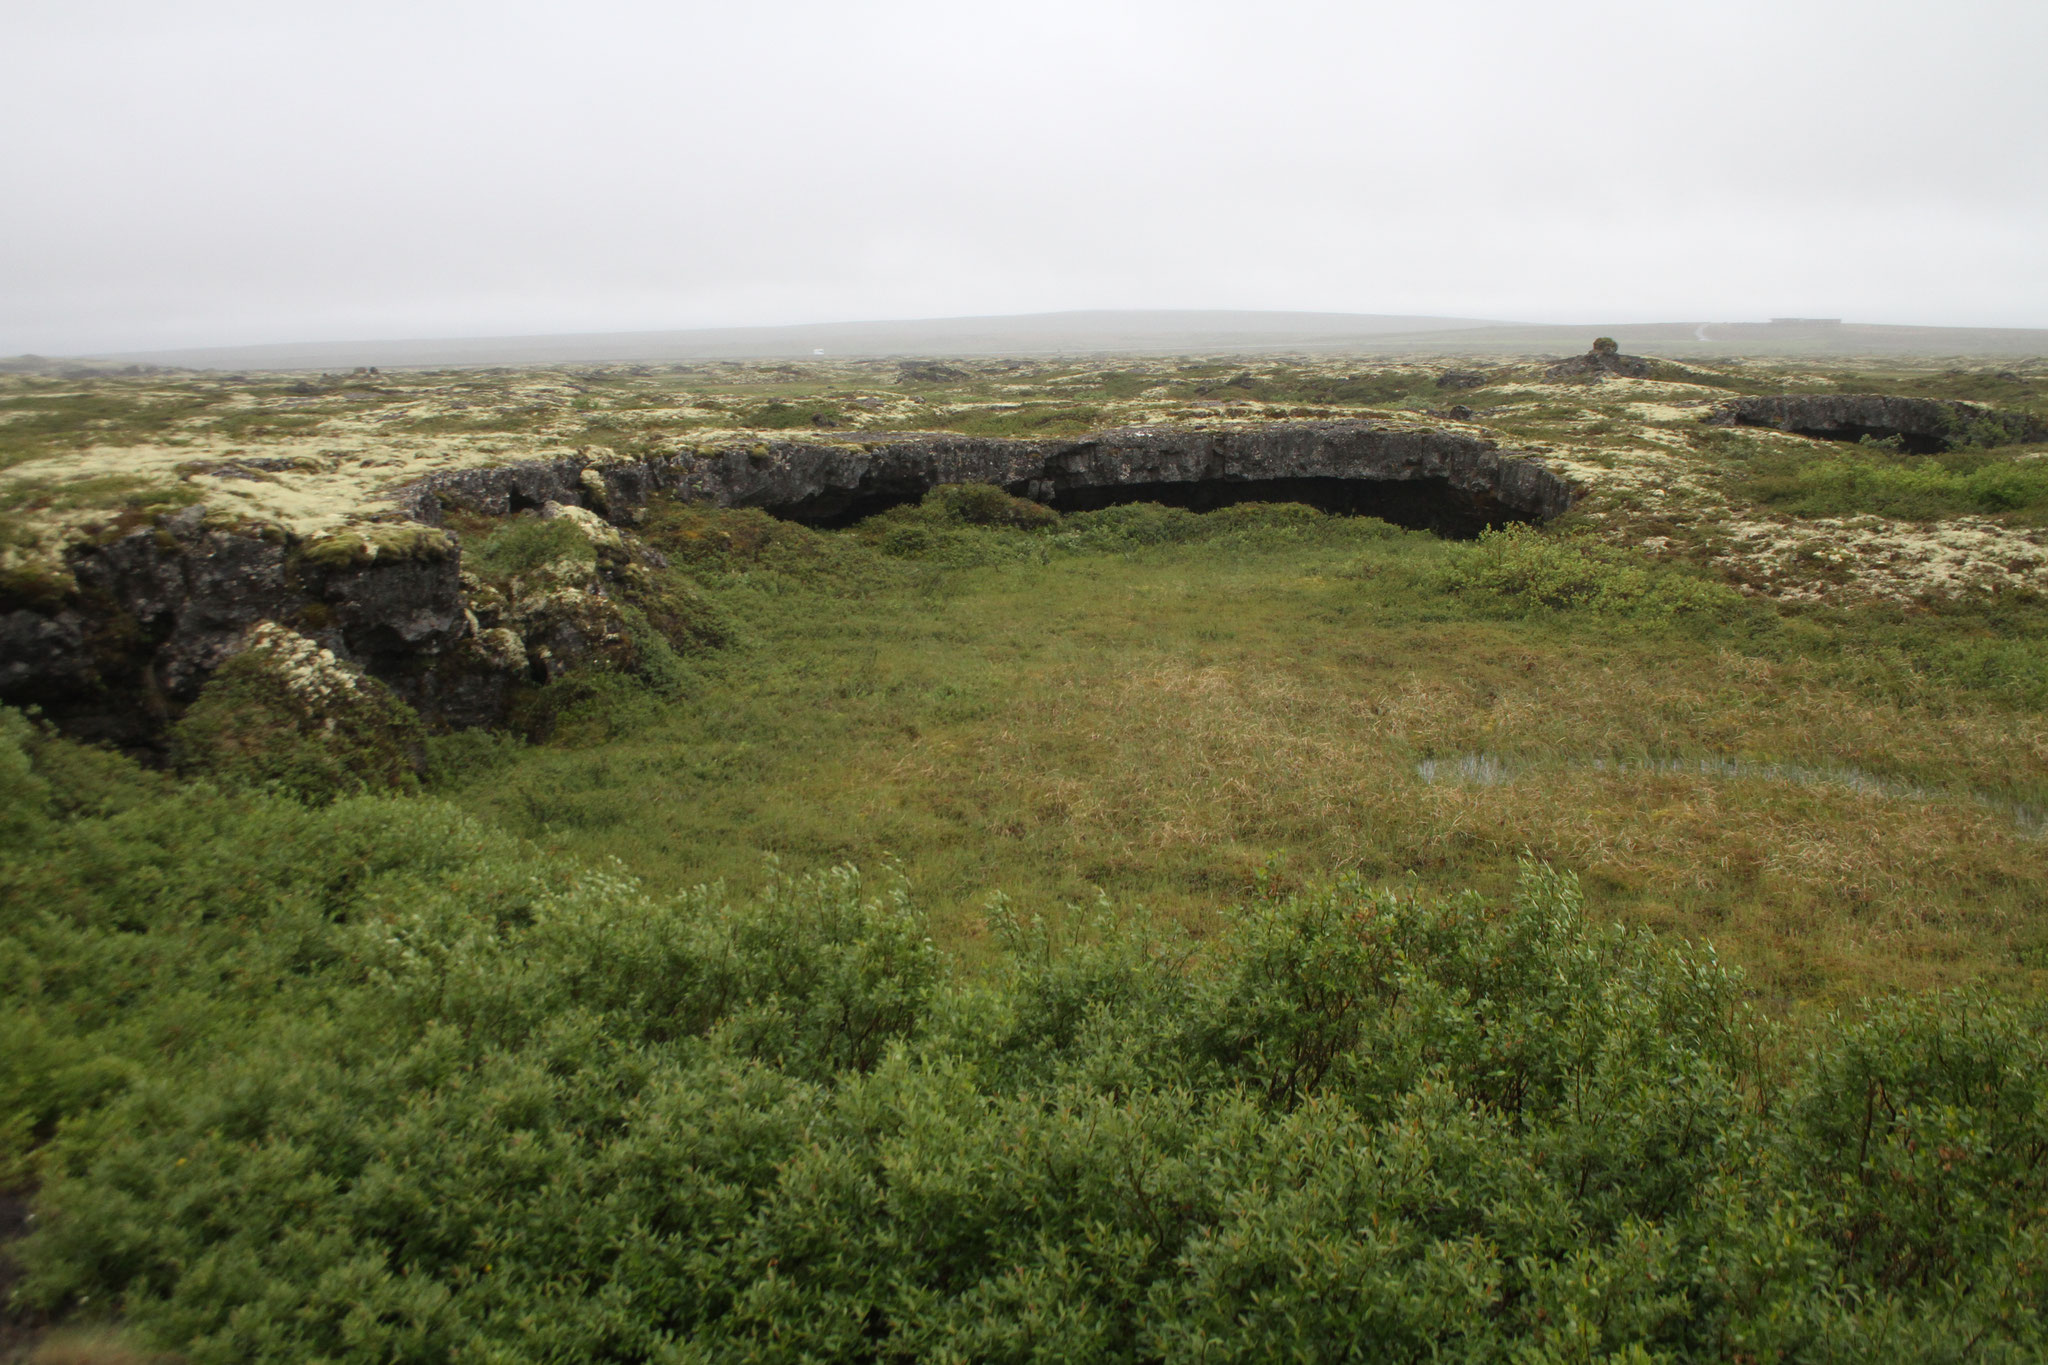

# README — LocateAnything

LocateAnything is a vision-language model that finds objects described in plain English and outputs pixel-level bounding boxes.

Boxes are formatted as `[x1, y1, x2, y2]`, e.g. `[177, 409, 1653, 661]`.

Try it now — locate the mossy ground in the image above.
[4, 353, 2044, 601]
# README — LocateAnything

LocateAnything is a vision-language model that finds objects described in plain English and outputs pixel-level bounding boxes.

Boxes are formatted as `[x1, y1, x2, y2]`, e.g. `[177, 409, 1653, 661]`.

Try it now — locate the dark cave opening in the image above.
[757, 475, 945, 530]
[767, 475, 1533, 539]
[1769, 424, 1950, 455]
[1041, 476, 1526, 539]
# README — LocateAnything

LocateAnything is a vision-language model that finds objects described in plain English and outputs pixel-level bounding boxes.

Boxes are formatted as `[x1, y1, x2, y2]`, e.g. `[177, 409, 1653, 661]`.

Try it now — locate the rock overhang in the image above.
[406, 419, 1579, 540]
[1, 419, 1576, 747]
[1708, 394, 2048, 454]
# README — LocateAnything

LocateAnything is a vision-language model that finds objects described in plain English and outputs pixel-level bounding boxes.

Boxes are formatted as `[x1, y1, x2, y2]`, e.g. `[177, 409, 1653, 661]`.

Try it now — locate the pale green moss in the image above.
[297, 523, 457, 570]
[0, 543, 76, 607]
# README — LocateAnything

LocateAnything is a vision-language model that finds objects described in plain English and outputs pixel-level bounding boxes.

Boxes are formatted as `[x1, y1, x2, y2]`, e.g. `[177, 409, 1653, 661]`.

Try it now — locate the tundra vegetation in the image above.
[3, 350, 2048, 1361]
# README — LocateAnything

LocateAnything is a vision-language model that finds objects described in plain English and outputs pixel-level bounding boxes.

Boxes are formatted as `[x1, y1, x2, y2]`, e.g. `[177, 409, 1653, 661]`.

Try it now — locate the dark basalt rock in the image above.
[3, 421, 1575, 747]
[1544, 348, 1653, 382]
[2, 506, 467, 750]
[405, 419, 1576, 535]
[1706, 394, 2046, 454]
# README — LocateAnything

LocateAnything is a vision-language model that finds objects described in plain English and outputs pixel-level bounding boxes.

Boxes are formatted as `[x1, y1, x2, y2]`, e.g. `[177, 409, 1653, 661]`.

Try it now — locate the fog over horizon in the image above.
[5, 0, 2044, 356]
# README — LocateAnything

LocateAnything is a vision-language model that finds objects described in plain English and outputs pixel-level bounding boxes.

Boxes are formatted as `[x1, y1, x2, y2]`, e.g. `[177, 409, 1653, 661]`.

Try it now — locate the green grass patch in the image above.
[408, 504, 2048, 1005]
[0, 472, 203, 519]
[465, 516, 597, 578]
[1443, 525, 1748, 621]
[1737, 448, 2048, 522]
[929, 404, 1107, 437]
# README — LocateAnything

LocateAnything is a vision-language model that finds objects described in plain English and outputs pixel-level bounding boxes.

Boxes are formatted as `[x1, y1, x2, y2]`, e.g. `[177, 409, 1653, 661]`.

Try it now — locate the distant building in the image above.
[812, 348, 826, 356]
[1768, 318, 1842, 326]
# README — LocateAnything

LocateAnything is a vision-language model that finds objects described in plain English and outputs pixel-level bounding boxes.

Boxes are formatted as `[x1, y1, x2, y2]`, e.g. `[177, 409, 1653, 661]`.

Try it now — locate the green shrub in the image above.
[1054, 500, 1205, 549]
[856, 488, 1058, 567]
[8, 724, 2048, 1360]
[1743, 451, 2048, 521]
[918, 482, 1059, 530]
[1943, 407, 2042, 451]
[1444, 524, 1744, 620]
[0, 706, 52, 846]
[465, 516, 596, 578]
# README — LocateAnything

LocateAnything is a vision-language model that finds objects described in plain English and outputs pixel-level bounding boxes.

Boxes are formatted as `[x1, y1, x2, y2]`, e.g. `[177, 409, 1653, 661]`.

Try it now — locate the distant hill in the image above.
[54, 310, 2048, 372]
[1367, 320, 2048, 359]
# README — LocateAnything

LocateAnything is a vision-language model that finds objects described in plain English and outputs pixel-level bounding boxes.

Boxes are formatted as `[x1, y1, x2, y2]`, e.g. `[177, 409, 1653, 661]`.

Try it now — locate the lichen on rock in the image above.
[538, 499, 626, 552]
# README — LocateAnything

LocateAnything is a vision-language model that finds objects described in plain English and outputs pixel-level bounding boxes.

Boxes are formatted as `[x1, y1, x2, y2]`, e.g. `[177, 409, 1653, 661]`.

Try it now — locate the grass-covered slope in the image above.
[5, 716, 2048, 1362]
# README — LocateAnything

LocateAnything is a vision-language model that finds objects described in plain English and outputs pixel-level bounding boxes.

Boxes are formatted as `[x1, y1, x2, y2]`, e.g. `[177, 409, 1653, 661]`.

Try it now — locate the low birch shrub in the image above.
[4, 720, 2046, 1361]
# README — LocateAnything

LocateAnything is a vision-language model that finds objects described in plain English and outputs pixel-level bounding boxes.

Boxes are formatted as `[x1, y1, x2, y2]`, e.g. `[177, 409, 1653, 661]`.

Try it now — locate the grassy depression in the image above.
[428, 503, 2048, 1010]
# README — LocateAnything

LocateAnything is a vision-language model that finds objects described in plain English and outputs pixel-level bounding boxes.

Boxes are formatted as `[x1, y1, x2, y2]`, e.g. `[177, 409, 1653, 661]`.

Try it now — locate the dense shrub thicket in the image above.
[3, 715, 2046, 1362]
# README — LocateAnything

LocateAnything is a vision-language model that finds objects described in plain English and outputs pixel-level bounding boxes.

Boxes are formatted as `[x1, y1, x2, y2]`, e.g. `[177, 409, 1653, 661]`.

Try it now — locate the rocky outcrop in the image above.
[403, 419, 1576, 534]
[1544, 345, 1653, 382]
[0, 507, 466, 748]
[2, 421, 1574, 748]
[1706, 395, 2046, 454]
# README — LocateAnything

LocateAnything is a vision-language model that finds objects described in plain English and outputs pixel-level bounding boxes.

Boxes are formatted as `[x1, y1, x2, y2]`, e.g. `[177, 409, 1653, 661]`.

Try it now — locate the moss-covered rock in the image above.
[462, 506, 731, 692]
[507, 585, 637, 683]
[296, 523, 456, 571]
[538, 500, 625, 553]
[169, 622, 423, 799]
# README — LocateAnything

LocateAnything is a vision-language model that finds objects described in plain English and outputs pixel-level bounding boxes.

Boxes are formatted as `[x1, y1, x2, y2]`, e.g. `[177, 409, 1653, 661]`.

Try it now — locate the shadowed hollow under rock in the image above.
[406, 420, 1574, 539]
[1708, 395, 2047, 454]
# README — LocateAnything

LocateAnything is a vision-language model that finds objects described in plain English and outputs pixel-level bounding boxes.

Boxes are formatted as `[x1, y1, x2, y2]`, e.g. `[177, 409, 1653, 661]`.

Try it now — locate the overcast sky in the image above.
[5, 0, 2044, 354]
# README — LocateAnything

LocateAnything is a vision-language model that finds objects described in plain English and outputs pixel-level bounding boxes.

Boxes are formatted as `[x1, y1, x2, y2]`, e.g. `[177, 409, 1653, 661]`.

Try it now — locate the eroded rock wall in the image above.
[0, 506, 467, 747]
[405, 420, 1575, 531]
[1708, 395, 2047, 453]
[3, 421, 1574, 747]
